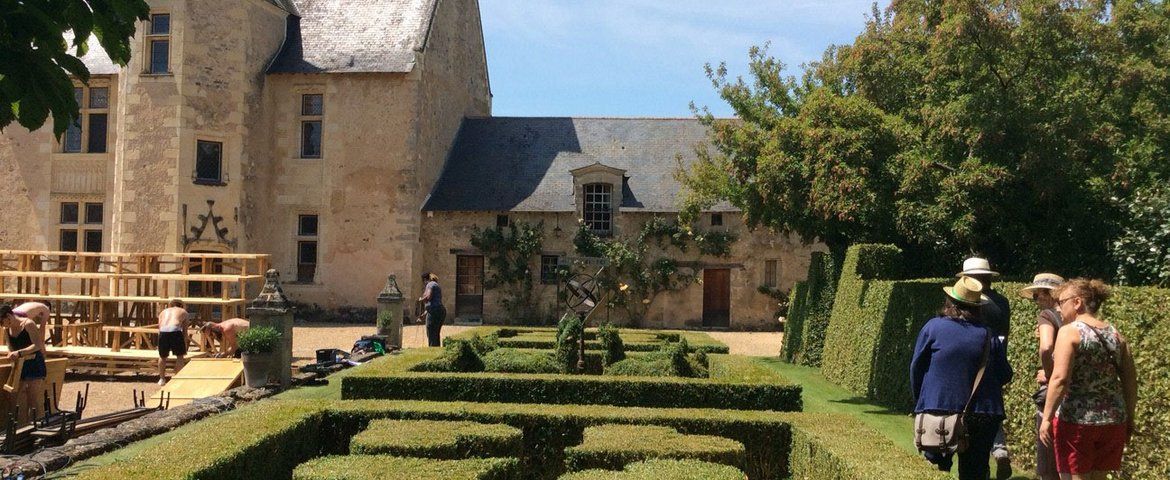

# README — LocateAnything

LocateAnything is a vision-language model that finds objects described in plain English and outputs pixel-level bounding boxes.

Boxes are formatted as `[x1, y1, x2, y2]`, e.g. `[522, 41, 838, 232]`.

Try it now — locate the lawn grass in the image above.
[760, 358, 1036, 480]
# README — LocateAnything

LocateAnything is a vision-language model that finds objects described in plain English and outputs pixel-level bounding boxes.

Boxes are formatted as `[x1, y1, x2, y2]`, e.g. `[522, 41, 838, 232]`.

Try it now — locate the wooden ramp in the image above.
[151, 359, 243, 407]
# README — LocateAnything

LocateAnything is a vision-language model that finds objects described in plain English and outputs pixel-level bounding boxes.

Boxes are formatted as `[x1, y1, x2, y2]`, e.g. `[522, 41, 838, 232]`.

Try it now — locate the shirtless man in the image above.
[13, 302, 50, 331]
[157, 299, 189, 386]
[201, 318, 249, 357]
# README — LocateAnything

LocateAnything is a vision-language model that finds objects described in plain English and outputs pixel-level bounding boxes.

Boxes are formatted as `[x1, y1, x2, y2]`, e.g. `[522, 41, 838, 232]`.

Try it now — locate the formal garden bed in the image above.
[64, 320, 951, 480]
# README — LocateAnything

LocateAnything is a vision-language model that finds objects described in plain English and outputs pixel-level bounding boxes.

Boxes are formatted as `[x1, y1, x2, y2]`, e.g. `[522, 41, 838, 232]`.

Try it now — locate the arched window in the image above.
[583, 183, 613, 236]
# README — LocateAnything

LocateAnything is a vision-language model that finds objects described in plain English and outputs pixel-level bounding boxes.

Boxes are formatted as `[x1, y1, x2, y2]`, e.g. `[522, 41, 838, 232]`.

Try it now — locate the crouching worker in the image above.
[202, 318, 250, 357]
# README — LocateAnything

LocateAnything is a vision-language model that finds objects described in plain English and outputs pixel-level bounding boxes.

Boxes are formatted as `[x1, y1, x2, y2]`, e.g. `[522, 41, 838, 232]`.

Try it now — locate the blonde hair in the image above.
[1056, 278, 1112, 314]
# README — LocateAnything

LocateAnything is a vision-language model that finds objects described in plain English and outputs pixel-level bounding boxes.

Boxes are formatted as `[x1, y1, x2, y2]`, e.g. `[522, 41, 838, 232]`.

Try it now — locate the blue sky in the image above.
[480, 0, 879, 118]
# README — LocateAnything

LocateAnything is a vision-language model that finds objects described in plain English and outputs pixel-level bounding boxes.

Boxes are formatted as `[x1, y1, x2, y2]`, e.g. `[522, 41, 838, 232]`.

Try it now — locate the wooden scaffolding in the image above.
[0, 250, 269, 374]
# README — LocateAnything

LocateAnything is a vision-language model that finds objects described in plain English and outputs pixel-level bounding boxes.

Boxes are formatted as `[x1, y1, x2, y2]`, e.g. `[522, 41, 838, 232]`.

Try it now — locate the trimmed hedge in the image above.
[1002, 286, 1170, 479]
[344, 353, 800, 411]
[293, 456, 519, 480]
[605, 341, 706, 378]
[75, 400, 949, 480]
[482, 348, 562, 374]
[350, 419, 522, 458]
[780, 251, 842, 367]
[816, 243, 1170, 479]
[559, 459, 744, 480]
[779, 280, 808, 360]
[563, 424, 744, 472]
[448, 327, 730, 354]
[819, 244, 944, 409]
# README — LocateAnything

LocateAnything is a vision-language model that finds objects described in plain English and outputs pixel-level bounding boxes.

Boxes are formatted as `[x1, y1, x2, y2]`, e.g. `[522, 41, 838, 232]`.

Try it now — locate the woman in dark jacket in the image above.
[911, 277, 1014, 479]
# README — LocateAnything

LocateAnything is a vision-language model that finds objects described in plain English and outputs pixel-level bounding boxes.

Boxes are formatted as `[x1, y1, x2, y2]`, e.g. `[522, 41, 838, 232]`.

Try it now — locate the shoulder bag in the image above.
[914, 330, 991, 455]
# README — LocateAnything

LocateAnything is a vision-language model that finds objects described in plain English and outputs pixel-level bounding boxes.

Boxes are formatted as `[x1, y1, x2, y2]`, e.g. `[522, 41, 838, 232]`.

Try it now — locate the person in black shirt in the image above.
[418, 273, 446, 347]
[957, 257, 1012, 479]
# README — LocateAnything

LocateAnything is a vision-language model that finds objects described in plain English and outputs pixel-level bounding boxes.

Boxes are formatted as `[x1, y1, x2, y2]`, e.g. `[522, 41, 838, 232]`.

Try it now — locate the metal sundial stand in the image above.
[560, 256, 609, 373]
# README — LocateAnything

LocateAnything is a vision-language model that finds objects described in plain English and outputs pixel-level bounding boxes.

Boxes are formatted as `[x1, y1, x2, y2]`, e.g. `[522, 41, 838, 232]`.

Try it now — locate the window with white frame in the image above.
[59, 201, 103, 252]
[583, 183, 612, 236]
[145, 13, 171, 74]
[62, 85, 110, 153]
[300, 94, 323, 158]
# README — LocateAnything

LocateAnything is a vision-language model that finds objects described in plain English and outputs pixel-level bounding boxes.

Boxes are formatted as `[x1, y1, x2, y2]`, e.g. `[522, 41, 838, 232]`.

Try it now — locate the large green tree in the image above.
[681, 0, 1170, 279]
[0, 0, 149, 136]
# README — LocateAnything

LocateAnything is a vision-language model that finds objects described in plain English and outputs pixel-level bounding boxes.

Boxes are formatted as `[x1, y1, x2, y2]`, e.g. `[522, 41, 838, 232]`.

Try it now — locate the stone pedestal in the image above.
[376, 274, 404, 348]
[246, 269, 293, 388]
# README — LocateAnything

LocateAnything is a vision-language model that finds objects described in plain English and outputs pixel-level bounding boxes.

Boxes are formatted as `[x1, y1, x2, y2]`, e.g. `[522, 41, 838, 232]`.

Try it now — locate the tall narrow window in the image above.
[194, 140, 223, 184]
[300, 94, 323, 158]
[583, 183, 613, 236]
[764, 260, 778, 288]
[62, 86, 110, 153]
[296, 214, 319, 282]
[146, 13, 171, 74]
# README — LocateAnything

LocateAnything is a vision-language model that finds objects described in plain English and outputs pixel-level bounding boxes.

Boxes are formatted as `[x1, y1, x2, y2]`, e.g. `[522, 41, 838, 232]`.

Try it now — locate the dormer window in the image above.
[583, 183, 612, 236]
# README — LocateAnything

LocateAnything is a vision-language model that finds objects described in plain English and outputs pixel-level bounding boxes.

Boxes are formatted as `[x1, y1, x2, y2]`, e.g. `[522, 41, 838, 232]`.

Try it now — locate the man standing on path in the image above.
[156, 299, 189, 386]
[418, 273, 445, 347]
[958, 257, 1013, 480]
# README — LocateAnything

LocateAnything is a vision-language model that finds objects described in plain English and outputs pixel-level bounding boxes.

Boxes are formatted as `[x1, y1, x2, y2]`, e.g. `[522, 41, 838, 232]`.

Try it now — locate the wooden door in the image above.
[455, 255, 484, 318]
[702, 268, 731, 328]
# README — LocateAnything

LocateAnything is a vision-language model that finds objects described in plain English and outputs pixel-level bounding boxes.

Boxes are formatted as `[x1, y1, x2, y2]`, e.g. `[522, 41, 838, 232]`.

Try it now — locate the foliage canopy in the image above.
[680, 0, 1170, 279]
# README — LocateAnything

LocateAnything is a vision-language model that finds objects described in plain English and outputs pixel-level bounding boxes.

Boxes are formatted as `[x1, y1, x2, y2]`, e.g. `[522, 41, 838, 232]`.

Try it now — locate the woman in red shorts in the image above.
[1039, 279, 1137, 480]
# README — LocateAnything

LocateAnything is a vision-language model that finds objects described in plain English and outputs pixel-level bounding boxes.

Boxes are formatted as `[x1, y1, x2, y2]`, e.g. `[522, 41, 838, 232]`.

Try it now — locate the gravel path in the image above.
[57, 325, 774, 419]
[705, 331, 784, 356]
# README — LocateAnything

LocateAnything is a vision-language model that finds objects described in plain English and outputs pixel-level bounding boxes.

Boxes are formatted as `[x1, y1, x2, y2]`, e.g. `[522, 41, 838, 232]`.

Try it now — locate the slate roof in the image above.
[64, 33, 119, 75]
[267, 0, 438, 73]
[422, 117, 738, 213]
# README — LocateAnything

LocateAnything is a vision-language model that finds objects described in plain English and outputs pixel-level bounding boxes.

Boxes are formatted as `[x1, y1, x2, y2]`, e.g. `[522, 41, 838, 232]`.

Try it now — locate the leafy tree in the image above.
[681, 0, 1170, 279]
[1112, 186, 1170, 287]
[0, 0, 150, 136]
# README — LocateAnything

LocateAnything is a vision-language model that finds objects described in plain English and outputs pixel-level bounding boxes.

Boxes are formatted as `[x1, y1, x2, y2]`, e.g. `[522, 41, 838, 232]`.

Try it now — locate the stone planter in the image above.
[241, 351, 274, 388]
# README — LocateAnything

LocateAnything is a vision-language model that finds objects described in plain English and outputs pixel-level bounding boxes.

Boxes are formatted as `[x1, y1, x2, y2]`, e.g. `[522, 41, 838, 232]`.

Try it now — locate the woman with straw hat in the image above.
[1020, 273, 1065, 480]
[911, 277, 1014, 479]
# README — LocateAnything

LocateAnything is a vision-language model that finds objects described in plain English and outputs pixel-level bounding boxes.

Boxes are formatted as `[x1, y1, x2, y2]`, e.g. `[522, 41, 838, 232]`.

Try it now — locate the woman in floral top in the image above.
[1040, 279, 1138, 480]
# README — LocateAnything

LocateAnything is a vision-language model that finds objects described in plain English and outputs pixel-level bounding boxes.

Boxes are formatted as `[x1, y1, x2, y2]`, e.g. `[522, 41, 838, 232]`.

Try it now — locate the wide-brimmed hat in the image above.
[956, 257, 999, 277]
[944, 277, 990, 306]
[1019, 273, 1065, 299]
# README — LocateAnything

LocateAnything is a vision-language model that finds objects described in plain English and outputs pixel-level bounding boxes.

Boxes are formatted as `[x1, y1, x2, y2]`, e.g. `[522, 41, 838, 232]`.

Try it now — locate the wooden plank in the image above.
[0, 293, 246, 305]
[151, 359, 243, 407]
[0, 271, 263, 281]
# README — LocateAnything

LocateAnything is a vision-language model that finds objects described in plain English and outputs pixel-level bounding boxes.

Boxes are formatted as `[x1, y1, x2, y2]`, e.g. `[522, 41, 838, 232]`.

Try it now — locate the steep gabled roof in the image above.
[267, 0, 438, 74]
[422, 117, 738, 213]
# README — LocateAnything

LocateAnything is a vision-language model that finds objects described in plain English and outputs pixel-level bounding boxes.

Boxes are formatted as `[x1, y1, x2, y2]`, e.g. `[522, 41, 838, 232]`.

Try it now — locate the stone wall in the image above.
[419, 211, 825, 330]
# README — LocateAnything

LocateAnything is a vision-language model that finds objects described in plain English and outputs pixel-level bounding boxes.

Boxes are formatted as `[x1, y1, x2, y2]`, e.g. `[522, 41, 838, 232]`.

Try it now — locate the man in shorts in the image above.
[157, 299, 189, 386]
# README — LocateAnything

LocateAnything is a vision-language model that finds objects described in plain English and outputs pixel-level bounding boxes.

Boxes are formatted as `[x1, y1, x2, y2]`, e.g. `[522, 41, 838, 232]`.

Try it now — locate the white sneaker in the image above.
[158, 378, 167, 386]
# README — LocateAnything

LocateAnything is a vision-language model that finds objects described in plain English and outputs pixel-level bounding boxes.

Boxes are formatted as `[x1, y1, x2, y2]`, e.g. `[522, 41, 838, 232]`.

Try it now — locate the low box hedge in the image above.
[482, 348, 562, 374]
[344, 354, 801, 411]
[563, 424, 744, 472]
[350, 419, 522, 458]
[448, 327, 730, 354]
[559, 459, 744, 480]
[293, 455, 519, 480]
[74, 399, 948, 480]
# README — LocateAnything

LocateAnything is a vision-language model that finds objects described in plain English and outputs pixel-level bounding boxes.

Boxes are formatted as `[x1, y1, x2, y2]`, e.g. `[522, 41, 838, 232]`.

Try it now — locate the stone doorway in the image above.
[702, 268, 731, 328]
[455, 255, 484, 320]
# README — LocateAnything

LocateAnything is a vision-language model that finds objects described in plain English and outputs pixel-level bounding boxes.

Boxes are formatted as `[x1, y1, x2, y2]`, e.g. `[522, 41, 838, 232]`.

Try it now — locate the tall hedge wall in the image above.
[818, 243, 1170, 478]
[780, 251, 842, 367]
[779, 281, 808, 362]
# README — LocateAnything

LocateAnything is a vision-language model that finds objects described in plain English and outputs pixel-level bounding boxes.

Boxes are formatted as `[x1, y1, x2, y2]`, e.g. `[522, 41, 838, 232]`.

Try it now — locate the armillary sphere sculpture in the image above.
[560, 257, 608, 372]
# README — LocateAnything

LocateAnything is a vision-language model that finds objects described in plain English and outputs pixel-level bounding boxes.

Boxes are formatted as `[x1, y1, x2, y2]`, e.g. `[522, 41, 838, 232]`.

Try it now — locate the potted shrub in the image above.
[238, 326, 281, 388]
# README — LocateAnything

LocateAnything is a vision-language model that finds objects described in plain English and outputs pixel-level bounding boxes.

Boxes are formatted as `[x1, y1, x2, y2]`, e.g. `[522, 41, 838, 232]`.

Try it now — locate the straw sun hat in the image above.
[956, 257, 999, 277]
[1019, 273, 1065, 299]
[944, 276, 991, 306]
